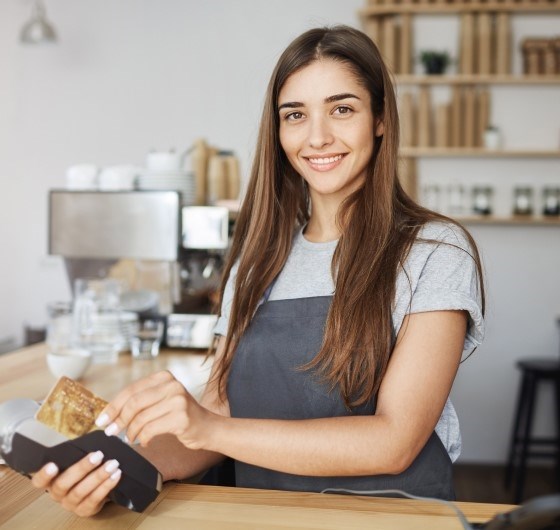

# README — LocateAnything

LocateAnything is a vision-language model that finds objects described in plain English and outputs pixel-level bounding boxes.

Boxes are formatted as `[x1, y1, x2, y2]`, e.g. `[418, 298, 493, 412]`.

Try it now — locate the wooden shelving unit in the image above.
[360, 3, 560, 16]
[361, 0, 560, 216]
[400, 148, 560, 158]
[396, 74, 560, 85]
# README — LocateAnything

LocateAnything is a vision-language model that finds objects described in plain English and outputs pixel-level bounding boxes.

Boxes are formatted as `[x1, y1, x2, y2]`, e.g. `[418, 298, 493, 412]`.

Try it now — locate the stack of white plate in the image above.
[137, 170, 196, 206]
[92, 311, 139, 351]
[119, 311, 140, 349]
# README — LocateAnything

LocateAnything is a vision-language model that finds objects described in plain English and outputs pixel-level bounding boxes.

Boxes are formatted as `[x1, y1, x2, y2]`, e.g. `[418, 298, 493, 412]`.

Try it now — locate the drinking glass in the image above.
[73, 278, 124, 364]
[46, 301, 74, 353]
[131, 319, 164, 360]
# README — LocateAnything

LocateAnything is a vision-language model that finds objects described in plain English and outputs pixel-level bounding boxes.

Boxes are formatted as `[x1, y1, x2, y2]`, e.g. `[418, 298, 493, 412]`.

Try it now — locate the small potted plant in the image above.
[419, 50, 451, 75]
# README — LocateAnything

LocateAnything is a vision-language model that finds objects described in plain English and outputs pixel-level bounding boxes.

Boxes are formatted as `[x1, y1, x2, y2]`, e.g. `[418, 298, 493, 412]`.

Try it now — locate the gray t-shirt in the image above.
[215, 221, 485, 462]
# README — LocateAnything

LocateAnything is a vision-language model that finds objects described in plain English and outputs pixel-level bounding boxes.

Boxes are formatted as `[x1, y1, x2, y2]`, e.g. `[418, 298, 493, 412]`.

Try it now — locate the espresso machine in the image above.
[48, 190, 230, 348]
[166, 206, 229, 348]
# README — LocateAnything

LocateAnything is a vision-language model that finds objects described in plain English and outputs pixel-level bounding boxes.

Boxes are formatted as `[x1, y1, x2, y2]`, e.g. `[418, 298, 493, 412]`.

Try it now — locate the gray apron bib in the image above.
[227, 294, 454, 499]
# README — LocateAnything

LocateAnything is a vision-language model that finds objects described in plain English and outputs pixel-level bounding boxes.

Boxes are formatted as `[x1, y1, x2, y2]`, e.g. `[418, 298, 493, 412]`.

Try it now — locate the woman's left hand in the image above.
[95, 371, 214, 450]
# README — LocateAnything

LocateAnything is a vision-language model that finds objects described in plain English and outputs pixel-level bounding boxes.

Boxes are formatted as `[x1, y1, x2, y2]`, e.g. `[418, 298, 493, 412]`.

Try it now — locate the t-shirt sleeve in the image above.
[408, 226, 484, 355]
[213, 261, 238, 336]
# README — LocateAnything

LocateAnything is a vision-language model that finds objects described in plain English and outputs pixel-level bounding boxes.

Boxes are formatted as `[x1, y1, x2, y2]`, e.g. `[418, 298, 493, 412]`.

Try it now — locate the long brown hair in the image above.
[214, 25, 485, 408]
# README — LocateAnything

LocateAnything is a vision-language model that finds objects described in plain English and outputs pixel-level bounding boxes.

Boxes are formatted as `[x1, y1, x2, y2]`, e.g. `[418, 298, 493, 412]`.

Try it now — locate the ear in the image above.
[375, 120, 384, 137]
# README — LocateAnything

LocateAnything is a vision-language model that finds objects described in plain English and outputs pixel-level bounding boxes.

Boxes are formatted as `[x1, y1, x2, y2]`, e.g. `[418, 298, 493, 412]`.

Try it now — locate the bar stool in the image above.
[504, 358, 560, 503]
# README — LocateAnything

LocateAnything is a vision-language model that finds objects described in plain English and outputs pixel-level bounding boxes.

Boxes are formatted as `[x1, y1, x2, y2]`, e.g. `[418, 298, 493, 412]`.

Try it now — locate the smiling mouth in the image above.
[304, 154, 347, 171]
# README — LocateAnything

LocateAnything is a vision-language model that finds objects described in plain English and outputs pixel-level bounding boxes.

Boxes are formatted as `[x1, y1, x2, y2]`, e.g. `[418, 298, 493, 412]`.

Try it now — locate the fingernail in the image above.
[124, 434, 130, 444]
[89, 451, 104, 465]
[104, 423, 119, 437]
[110, 469, 122, 481]
[104, 460, 119, 473]
[95, 413, 110, 427]
[45, 463, 58, 476]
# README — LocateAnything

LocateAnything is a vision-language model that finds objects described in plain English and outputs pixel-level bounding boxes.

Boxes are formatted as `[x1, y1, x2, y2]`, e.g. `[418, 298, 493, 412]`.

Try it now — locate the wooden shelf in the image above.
[361, 0, 560, 215]
[454, 215, 560, 225]
[400, 148, 560, 158]
[396, 74, 560, 85]
[360, 3, 560, 16]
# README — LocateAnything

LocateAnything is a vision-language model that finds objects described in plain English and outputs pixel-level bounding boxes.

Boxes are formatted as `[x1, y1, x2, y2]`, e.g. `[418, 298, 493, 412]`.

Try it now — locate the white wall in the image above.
[0, 0, 363, 336]
[452, 226, 560, 462]
[0, 0, 559, 463]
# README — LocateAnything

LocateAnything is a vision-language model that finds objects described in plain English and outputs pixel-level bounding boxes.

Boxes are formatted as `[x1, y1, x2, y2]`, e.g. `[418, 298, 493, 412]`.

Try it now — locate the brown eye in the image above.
[286, 111, 304, 121]
[334, 106, 352, 116]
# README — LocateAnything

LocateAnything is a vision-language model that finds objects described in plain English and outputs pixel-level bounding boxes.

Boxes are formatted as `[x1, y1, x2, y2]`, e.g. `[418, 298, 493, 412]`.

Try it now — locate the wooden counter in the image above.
[0, 342, 213, 404]
[0, 344, 516, 529]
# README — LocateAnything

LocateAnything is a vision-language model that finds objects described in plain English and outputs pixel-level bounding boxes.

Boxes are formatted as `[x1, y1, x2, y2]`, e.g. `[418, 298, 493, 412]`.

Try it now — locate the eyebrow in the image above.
[278, 92, 361, 111]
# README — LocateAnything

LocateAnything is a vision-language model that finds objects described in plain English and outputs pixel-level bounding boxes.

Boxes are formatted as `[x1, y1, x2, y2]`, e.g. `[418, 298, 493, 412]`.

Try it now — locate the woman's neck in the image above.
[304, 197, 341, 243]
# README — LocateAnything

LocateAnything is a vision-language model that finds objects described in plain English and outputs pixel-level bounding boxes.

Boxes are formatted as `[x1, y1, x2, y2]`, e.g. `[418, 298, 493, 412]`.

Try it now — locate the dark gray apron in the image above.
[227, 294, 454, 499]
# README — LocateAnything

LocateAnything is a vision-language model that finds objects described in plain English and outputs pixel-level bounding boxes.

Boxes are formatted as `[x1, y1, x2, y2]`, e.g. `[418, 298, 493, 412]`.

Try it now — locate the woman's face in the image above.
[278, 59, 382, 204]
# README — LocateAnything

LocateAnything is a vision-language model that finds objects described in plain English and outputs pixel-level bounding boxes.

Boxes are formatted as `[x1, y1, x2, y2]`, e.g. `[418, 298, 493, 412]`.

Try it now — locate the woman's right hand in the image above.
[31, 451, 122, 517]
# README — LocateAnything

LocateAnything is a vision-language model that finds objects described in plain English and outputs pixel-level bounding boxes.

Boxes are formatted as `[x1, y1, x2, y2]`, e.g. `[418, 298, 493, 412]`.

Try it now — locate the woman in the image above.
[32, 25, 484, 516]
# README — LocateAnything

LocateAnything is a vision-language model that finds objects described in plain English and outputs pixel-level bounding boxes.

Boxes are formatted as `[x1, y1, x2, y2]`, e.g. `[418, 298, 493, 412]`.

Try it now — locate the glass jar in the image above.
[542, 187, 560, 217]
[513, 187, 534, 216]
[447, 182, 466, 216]
[422, 183, 441, 212]
[472, 186, 493, 216]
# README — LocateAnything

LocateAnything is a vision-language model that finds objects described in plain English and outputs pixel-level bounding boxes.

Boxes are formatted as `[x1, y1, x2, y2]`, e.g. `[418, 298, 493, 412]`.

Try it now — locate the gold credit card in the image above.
[35, 376, 108, 439]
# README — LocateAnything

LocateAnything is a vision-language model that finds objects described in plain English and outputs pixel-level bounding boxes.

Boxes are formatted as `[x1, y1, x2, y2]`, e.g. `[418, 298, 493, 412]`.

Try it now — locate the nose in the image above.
[307, 116, 333, 149]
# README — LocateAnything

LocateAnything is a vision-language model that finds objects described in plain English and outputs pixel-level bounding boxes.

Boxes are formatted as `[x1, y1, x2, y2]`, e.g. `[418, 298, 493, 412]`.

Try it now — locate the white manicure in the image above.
[104, 423, 119, 437]
[45, 463, 58, 476]
[89, 451, 104, 465]
[95, 413, 110, 427]
[110, 469, 122, 481]
[104, 460, 119, 473]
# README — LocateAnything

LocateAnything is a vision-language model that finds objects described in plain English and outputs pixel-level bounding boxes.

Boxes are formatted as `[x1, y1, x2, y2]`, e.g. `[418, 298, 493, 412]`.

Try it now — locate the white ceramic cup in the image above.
[46, 348, 92, 380]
